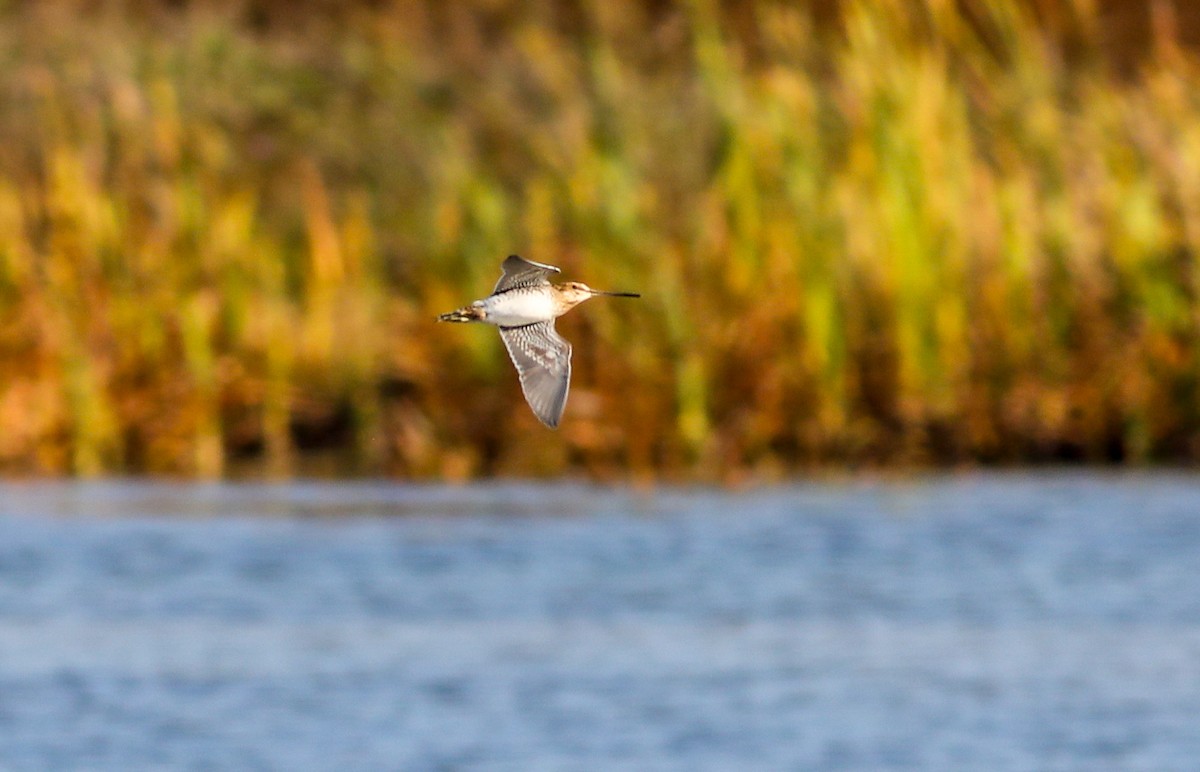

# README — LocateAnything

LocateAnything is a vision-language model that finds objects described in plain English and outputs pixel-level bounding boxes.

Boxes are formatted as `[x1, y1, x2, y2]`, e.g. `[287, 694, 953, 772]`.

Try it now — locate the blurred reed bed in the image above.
[0, 0, 1198, 478]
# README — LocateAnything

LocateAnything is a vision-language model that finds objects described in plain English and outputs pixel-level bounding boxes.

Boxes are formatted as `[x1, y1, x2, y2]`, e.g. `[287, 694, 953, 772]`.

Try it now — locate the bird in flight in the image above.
[438, 255, 640, 428]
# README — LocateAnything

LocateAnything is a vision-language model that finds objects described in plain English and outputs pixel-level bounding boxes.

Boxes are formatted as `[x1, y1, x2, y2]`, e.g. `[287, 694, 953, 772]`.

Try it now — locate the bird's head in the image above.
[555, 281, 641, 309]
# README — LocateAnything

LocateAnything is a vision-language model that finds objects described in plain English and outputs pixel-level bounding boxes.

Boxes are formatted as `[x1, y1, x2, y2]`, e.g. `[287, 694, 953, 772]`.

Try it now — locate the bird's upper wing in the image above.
[492, 255, 561, 295]
[498, 320, 572, 428]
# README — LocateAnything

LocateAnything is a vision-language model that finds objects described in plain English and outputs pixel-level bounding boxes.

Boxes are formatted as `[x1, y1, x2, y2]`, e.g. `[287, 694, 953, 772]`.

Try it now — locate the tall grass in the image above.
[0, 0, 1197, 478]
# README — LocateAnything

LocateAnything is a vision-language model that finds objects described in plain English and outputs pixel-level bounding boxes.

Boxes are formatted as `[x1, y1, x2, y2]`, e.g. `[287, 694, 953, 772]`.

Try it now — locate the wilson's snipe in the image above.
[438, 255, 640, 428]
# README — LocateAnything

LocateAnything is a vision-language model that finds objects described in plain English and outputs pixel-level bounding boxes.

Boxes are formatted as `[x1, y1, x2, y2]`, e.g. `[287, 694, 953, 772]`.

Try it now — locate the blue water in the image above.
[1, 473, 1199, 770]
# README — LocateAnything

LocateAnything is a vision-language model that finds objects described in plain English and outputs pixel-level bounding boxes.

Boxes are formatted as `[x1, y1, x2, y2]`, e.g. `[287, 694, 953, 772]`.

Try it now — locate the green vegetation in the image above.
[0, 0, 1198, 479]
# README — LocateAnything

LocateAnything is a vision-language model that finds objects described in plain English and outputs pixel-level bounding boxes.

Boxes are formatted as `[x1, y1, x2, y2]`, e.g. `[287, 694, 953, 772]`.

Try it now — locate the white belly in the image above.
[480, 291, 556, 327]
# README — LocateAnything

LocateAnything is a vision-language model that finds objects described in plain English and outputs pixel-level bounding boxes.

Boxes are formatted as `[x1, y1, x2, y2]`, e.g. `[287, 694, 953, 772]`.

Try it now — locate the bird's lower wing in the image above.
[498, 321, 572, 428]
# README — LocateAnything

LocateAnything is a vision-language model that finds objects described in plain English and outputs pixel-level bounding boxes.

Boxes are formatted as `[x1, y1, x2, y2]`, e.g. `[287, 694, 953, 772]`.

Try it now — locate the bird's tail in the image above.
[437, 305, 485, 323]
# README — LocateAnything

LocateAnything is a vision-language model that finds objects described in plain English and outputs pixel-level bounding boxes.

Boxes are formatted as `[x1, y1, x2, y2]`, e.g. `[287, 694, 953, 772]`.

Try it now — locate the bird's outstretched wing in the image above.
[498, 320, 572, 428]
[492, 255, 561, 295]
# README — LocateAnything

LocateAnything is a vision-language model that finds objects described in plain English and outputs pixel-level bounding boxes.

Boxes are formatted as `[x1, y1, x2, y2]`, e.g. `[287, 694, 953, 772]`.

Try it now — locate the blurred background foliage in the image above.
[0, 0, 1199, 479]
